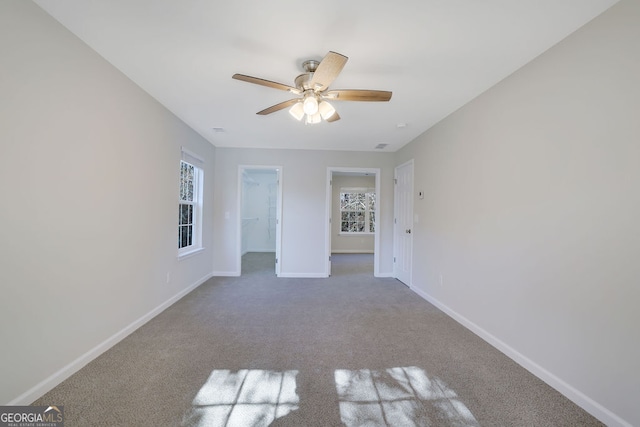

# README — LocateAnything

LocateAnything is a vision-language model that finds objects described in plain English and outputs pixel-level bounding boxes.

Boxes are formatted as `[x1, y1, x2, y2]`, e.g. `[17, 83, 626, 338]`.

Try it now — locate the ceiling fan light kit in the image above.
[232, 51, 392, 125]
[318, 100, 336, 120]
[302, 92, 319, 115]
[306, 112, 322, 125]
[288, 102, 305, 121]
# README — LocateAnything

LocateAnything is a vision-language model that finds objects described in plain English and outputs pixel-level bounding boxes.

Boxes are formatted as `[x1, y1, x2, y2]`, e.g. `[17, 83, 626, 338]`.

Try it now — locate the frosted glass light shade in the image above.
[289, 102, 304, 121]
[303, 94, 319, 115]
[305, 112, 322, 124]
[318, 101, 336, 120]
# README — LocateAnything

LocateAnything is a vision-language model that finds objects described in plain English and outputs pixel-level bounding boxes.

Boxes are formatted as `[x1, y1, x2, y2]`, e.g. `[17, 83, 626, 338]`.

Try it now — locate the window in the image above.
[179, 148, 203, 256]
[340, 188, 375, 233]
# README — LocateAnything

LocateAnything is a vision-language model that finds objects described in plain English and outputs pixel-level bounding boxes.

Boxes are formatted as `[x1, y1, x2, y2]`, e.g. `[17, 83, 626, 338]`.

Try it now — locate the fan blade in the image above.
[256, 99, 301, 115]
[324, 89, 392, 102]
[309, 51, 348, 91]
[233, 74, 301, 94]
[326, 111, 341, 122]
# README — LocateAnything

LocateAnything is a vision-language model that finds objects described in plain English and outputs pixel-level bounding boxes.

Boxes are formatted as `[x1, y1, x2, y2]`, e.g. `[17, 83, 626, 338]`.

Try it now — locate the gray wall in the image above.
[212, 148, 395, 277]
[395, 1, 639, 425]
[0, 1, 216, 405]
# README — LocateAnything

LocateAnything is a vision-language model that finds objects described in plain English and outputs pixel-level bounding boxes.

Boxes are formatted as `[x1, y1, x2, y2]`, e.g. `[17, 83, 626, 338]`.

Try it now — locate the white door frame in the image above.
[394, 160, 414, 285]
[237, 165, 283, 276]
[325, 167, 381, 277]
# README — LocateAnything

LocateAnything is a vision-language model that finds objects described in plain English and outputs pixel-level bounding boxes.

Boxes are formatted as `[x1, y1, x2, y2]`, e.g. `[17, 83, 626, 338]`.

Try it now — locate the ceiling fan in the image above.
[232, 51, 392, 124]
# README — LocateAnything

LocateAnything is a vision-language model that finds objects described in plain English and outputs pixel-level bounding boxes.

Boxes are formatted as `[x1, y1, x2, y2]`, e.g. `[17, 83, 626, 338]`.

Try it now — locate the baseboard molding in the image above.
[331, 250, 374, 254]
[410, 285, 632, 427]
[212, 270, 240, 277]
[375, 272, 394, 278]
[277, 272, 328, 278]
[8, 272, 213, 406]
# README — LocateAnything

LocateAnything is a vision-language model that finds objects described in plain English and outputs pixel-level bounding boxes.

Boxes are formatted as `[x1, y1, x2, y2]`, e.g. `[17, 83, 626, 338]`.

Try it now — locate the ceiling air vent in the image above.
[375, 143, 388, 150]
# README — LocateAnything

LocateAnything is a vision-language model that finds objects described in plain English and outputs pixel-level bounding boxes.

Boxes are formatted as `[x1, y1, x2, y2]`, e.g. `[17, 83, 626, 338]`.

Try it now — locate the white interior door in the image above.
[327, 171, 332, 275]
[274, 168, 282, 276]
[394, 160, 414, 286]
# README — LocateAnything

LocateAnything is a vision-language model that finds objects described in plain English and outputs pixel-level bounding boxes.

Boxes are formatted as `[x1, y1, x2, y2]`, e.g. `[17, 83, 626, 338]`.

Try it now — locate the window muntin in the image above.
[178, 159, 202, 255]
[340, 188, 375, 233]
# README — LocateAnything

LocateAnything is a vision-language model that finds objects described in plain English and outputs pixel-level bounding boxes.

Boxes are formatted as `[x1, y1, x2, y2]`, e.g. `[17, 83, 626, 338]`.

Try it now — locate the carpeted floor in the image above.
[33, 253, 603, 426]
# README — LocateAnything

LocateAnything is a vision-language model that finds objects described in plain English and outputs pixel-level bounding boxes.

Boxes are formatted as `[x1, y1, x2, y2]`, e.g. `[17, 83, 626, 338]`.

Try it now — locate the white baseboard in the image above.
[277, 272, 328, 278]
[7, 272, 213, 406]
[212, 270, 240, 277]
[410, 285, 632, 427]
[331, 250, 374, 254]
[375, 272, 395, 278]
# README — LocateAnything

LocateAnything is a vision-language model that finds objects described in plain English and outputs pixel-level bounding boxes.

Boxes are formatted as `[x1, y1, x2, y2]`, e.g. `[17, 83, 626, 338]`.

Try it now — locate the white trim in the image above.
[340, 187, 375, 193]
[410, 285, 633, 427]
[325, 169, 333, 275]
[212, 270, 241, 277]
[277, 272, 328, 278]
[375, 271, 394, 278]
[180, 146, 204, 165]
[7, 272, 213, 406]
[177, 246, 205, 260]
[331, 249, 375, 254]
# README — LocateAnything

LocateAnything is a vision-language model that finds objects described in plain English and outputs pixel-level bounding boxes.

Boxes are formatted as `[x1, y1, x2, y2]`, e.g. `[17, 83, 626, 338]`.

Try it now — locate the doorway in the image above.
[325, 167, 381, 277]
[238, 166, 282, 276]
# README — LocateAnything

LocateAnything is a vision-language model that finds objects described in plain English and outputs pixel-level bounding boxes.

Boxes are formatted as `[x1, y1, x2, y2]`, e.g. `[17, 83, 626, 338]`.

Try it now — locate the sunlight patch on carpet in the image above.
[335, 366, 479, 427]
[183, 366, 478, 426]
[183, 369, 299, 427]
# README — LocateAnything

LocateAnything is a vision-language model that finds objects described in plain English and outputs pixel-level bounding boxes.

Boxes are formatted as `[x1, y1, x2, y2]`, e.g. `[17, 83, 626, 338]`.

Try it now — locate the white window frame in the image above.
[339, 187, 376, 235]
[178, 148, 204, 258]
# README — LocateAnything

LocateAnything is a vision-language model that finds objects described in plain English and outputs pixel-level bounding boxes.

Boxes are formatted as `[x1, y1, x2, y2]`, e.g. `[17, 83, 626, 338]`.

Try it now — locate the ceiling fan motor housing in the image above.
[302, 59, 320, 73]
[294, 72, 315, 91]
[294, 59, 322, 91]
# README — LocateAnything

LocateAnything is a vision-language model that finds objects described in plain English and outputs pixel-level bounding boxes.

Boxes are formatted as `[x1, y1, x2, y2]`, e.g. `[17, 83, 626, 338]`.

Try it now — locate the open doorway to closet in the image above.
[325, 167, 381, 277]
[238, 166, 282, 276]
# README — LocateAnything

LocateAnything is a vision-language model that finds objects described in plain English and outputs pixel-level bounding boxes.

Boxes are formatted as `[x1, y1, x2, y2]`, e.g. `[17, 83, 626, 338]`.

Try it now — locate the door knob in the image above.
[406, 229, 411, 234]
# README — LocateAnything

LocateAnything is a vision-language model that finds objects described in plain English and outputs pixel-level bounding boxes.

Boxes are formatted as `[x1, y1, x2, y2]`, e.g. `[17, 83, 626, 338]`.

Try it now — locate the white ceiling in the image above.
[34, 0, 618, 152]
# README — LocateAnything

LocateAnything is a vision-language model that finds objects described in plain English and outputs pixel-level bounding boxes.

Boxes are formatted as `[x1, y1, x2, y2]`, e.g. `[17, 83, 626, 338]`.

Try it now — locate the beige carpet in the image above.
[33, 253, 603, 426]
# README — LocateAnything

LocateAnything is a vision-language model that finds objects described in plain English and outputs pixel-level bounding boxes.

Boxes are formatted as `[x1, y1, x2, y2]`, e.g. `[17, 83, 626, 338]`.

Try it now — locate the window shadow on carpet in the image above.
[335, 366, 479, 427]
[182, 366, 478, 427]
[183, 369, 299, 427]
